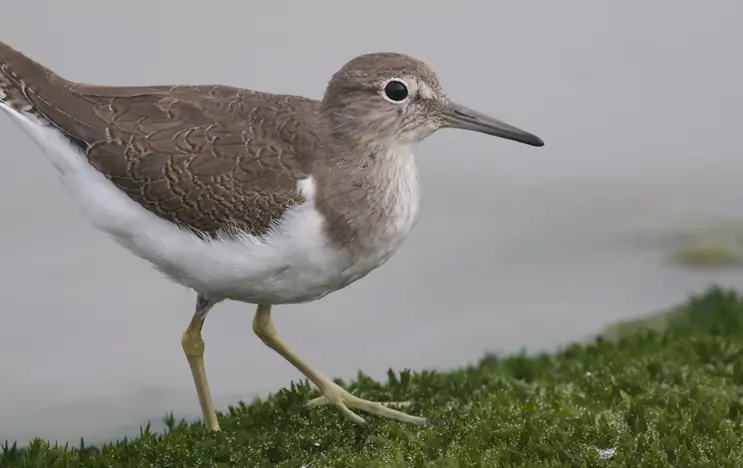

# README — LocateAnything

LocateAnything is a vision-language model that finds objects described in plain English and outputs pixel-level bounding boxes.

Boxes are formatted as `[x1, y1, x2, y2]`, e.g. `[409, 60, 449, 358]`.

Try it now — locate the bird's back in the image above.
[0, 40, 322, 237]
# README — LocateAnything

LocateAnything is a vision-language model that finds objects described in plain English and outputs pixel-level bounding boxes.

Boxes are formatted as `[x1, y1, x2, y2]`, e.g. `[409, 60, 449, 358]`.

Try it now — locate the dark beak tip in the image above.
[531, 136, 545, 147]
[442, 101, 545, 148]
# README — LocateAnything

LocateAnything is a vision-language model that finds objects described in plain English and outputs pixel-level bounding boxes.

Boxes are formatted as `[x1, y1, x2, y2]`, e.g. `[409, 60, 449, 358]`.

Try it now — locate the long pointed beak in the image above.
[440, 101, 544, 147]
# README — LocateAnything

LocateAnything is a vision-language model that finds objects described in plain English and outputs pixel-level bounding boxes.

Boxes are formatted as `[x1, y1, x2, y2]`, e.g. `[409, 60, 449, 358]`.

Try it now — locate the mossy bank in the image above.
[3, 286, 743, 467]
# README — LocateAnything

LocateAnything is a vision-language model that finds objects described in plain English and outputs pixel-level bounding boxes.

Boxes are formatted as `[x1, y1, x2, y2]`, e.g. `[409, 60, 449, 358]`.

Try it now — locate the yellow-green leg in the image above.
[181, 295, 221, 431]
[252, 304, 436, 426]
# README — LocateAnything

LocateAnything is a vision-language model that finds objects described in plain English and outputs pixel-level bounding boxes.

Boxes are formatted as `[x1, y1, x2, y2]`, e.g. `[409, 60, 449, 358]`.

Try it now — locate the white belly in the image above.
[0, 102, 422, 305]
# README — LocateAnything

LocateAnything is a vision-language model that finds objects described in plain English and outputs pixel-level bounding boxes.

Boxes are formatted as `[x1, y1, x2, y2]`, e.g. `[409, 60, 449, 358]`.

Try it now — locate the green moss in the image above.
[660, 219, 743, 269]
[668, 242, 742, 268]
[4, 286, 743, 467]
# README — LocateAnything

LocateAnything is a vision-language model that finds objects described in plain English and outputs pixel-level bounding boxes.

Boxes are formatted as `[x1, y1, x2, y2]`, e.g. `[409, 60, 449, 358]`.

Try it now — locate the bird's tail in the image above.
[0, 40, 53, 116]
[0, 41, 81, 176]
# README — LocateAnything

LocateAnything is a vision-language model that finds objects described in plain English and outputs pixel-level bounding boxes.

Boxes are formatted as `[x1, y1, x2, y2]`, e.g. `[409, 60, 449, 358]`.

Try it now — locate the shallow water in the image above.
[0, 0, 742, 446]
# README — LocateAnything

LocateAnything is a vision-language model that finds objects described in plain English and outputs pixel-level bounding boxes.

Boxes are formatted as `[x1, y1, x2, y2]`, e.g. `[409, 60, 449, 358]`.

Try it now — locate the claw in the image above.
[305, 383, 431, 426]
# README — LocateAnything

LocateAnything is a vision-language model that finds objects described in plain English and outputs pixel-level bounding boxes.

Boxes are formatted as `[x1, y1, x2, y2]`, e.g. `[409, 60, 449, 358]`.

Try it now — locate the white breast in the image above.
[0, 103, 422, 305]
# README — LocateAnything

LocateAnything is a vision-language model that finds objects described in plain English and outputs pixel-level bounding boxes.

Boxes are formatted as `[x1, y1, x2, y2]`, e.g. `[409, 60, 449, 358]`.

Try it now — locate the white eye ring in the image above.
[381, 78, 410, 104]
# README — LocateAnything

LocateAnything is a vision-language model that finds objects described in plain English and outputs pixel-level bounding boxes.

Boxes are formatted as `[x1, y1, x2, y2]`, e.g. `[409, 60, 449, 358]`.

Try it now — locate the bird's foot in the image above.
[305, 382, 437, 426]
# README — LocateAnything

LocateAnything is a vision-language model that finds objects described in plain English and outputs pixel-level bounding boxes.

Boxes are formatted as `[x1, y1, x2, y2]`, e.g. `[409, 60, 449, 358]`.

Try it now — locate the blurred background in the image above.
[0, 0, 741, 445]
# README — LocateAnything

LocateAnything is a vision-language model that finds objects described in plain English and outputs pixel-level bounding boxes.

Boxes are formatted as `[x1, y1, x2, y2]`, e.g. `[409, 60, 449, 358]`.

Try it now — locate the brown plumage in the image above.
[0, 41, 317, 237]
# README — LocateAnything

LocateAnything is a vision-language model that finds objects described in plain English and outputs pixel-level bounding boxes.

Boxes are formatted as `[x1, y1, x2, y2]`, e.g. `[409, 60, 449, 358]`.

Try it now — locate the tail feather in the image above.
[0, 40, 65, 118]
[0, 41, 77, 174]
[0, 66, 30, 112]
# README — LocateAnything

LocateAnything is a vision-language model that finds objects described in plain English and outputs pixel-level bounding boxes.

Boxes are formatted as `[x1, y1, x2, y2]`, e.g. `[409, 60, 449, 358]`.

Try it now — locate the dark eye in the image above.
[383, 80, 409, 102]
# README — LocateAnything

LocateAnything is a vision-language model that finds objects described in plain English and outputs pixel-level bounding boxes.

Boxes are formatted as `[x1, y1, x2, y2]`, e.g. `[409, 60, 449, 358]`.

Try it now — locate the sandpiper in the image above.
[0, 40, 543, 431]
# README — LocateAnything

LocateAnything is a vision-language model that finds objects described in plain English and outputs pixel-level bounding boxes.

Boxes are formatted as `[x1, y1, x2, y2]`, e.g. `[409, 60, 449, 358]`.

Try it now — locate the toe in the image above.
[336, 403, 368, 426]
[305, 395, 329, 408]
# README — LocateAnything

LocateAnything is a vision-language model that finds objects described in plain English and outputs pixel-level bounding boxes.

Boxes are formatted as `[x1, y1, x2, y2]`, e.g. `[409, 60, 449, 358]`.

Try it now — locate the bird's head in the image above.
[319, 52, 544, 149]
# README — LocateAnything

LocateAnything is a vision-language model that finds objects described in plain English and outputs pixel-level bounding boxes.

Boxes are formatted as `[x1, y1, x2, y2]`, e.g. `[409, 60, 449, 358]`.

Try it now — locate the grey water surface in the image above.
[0, 0, 741, 445]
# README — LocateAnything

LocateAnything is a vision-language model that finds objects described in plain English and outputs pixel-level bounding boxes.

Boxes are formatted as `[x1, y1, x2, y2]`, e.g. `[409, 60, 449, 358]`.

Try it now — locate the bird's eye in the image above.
[383, 80, 409, 103]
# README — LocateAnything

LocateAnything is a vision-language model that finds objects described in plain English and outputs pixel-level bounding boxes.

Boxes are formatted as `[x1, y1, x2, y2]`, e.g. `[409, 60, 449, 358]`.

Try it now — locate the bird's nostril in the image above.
[453, 109, 474, 119]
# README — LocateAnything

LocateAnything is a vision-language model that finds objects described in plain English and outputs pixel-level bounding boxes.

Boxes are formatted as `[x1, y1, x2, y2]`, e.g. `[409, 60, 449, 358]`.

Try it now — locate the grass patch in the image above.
[661, 219, 743, 269]
[668, 243, 742, 268]
[4, 286, 743, 467]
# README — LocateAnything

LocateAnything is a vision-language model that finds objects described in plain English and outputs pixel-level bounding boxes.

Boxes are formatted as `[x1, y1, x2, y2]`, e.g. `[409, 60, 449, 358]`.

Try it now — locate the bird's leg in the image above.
[252, 304, 434, 426]
[181, 295, 221, 431]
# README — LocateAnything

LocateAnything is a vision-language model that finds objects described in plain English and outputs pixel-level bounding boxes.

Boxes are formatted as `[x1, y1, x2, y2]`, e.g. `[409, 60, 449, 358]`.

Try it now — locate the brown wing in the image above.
[0, 41, 319, 237]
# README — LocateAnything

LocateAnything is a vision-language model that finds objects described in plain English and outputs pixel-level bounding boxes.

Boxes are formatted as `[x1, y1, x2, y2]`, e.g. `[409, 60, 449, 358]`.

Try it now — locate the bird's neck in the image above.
[315, 111, 417, 186]
[316, 108, 377, 154]
[311, 110, 422, 254]
[314, 108, 419, 167]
